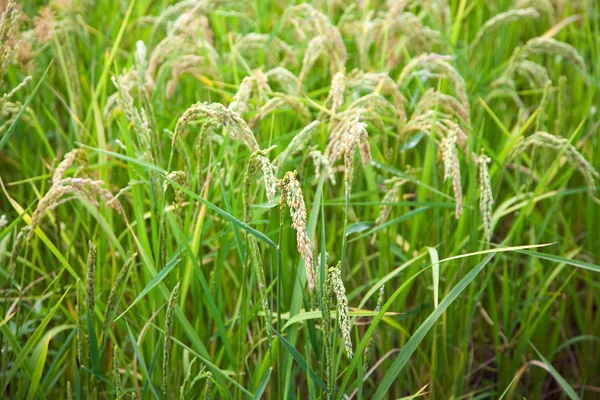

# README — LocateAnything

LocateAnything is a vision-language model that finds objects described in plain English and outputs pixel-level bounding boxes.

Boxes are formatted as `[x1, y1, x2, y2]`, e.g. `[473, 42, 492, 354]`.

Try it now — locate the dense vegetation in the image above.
[1, 0, 599, 398]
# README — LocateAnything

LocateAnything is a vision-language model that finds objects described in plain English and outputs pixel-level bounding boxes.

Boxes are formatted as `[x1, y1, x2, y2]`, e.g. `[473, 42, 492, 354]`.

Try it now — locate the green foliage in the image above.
[1, 0, 599, 398]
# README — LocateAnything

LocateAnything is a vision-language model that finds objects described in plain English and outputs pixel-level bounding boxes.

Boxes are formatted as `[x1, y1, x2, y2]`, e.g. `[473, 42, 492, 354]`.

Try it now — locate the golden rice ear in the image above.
[280, 171, 315, 291]
[328, 265, 353, 359]
[173, 102, 259, 152]
[274, 121, 321, 169]
[265, 67, 300, 95]
[398, 53, 470, 116]
[470, 8, 539, 50]
[443, 129, 463, 219]
[244, 150, 278, 222]
[163, 171, 188, 223]
[512, 131, 599, 197]
[520, 37, 586, 71]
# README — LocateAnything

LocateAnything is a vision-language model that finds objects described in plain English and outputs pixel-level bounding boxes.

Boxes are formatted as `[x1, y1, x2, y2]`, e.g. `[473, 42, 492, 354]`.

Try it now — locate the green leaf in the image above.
[273, 329, 328, 392]
[515, 249, 600, 273]
[530, 342, 580, 400]
[27, 336, 50, 400]
[2, 288, 70, 392]
[115, 250, 184, 321]
[126, 322, 162, 400]
[348, 207, 430, 243]
[81, 145, 277, 248]
[427, 247, 440, 309]
[253, 368, 272, 399]
[345, 221, 374, 236]
[372, 254, 496, 399]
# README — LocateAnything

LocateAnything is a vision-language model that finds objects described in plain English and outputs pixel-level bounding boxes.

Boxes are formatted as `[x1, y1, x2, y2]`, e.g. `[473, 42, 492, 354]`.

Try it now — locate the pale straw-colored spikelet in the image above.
[234, 33, 295, 67]
[513, 60, 550, 88]
[244, 149, 278, 222]
[280, 171, 315, 291]
[417, 88, 470, 123]
[102, 252, 137, 349]
[516, 0, 555, 19]
[163, 281, 181, 393]
[250, 92, 312, 129]
[386, 12, 444, 51]
[375, 177, 410, 227]
[443, 129, 463, 219]
[147, 35, 219, 96]
[286, 4, 347, 90]
[346, 70, 407, 121]
[104, 69, 142, 120]
[309, 149, 336, 185]
[1, 76, 32, 127]
[135, 40, 148, 88]
[0, 1, 20, 83]
[326, 113, 372, 200]
[470, 8, 539, 50]
[328, 265, 353, 359]
[265, 67, 299, 95]
[397, 53, 469, 115]
[110, 74, 155, 162]
[512, 131, 599, 196]
[274, 120, 320, 168]
[85, 241, 97, 313]
[478, 152, 494, 242]
[229, 69, 271, 116]
[173, 102, 259, 152]
[66, 381, 72, 400]
[163, 171, 188, 221]
[520, 37, 586, 71]
[329, 69, 346, 115]
[248, 236, 271, 346]
[29, 177, 121, 242]
[363, 284, 385, 373]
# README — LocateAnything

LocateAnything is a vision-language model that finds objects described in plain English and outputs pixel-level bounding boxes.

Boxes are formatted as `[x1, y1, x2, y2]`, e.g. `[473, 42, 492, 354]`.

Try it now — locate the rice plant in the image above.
[1, 0, 599, 399]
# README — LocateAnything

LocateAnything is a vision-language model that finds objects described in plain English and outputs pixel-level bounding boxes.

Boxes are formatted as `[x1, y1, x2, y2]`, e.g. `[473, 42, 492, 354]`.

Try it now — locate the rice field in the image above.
[1, 0, 599, 398]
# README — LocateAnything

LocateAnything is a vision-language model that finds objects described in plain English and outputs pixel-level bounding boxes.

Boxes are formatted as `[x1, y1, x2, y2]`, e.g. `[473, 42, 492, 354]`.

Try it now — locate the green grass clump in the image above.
[1, 0, 600, 398]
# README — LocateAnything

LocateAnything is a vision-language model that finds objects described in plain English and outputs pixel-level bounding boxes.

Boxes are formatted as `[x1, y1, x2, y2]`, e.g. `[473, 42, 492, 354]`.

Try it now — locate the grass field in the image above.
[1, 0, 600, 398]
